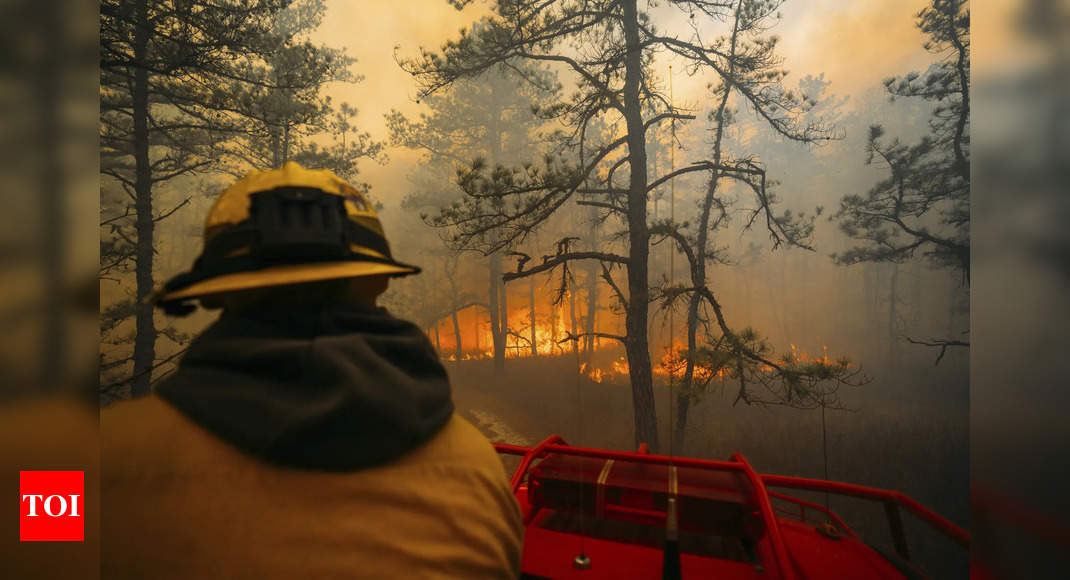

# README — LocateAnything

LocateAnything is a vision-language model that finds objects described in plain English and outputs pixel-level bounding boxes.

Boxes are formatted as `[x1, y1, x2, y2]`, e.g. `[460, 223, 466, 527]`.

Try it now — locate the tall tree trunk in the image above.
[583, 208, 600, 356]
[501, 279, 510, 355]
[486, 87, 507, 373]
[550, 300, 558, 354]
[488, 253, 506, 374]
[584, 268, 598, 353]
[282, 124, 290, 164]
[529, 275, 537, 357]
[446, 263, 464, 360]
[271, 126, 281, 168]
[676, 1, 741, 447]
[131, 0, 156, 397]
[474, 309, 481, 352]
[569, 277, 579, 356]
[622, 0, 658, 452]
[451, 310, 463, 360]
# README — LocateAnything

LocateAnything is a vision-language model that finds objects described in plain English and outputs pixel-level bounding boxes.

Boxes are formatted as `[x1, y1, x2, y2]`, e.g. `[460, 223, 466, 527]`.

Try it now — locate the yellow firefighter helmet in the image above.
[153, 162, 419, 312]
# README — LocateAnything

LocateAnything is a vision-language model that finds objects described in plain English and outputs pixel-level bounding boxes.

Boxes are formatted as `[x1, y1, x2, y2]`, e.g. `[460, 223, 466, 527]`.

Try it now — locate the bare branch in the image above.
[557, 331, 625, 345]
[905, 336, 970, 365]
[153, 196, 192, 222]
[502, 251, 627, 281]
[600, 262, 628, 310]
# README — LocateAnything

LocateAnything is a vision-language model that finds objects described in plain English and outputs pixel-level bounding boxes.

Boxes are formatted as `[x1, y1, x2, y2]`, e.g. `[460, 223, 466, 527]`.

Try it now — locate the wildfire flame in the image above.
[785, 344, 847, 369]
[443, 352, 491, 362]
[433, 303, 847, 383]
[575, 344, 847, 385]
[579, 362, 611, 383]
[653, 348, 723, 382]
[434, 305, 616, 361]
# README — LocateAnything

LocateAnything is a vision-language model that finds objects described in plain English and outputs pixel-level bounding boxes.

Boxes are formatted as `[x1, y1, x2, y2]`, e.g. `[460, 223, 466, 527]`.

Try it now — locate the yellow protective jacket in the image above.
[102, 305, 523, 579]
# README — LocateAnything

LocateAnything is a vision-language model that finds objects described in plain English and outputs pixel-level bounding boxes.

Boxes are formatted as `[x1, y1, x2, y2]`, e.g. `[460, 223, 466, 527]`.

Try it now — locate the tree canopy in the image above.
[833, 0, 970, 282]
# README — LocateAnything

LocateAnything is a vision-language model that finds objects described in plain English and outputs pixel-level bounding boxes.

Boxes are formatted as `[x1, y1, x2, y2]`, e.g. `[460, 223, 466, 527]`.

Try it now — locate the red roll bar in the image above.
[495, 435, 970, 571]
[760, 474, 970, 548]
[731, 452, 796, 580]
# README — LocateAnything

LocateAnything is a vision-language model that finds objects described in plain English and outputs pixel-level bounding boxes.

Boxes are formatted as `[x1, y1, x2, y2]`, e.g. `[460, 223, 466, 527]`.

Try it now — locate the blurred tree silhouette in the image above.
[832, 0, 970, 357]
[101, 0, 290, 396]
[222, 1, 384, 183]
[387, 59, 557, 373]
[99, 0, 376, 397]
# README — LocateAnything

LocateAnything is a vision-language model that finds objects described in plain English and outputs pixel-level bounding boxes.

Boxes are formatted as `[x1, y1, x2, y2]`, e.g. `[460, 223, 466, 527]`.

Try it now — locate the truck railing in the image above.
[495, 435, 969, 572]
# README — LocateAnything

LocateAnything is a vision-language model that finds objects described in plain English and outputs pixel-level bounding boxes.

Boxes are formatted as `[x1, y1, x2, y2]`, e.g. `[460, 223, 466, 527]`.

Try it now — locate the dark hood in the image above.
[155, 304, 454, 471]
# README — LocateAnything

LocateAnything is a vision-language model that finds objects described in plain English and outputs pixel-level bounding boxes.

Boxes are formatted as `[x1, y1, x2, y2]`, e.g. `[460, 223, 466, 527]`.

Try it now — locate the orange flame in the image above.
[435, 304, 616, 360]
[573, 344, 847, 385]
[785, 344, 848, 368]
[579, 362, 612, 383]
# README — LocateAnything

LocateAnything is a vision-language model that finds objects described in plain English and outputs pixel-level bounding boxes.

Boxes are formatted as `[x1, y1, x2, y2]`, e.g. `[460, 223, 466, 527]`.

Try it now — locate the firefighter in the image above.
[101, 162, 523, 579]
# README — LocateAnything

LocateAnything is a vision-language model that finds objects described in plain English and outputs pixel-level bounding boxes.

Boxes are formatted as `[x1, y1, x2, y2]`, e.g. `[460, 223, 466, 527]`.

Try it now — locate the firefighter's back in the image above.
[102, 395, 522, 579]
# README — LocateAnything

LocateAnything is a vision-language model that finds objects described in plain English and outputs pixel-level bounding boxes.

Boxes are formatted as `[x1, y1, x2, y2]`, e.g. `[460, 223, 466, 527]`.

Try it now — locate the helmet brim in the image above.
[154, 260, 420, 304]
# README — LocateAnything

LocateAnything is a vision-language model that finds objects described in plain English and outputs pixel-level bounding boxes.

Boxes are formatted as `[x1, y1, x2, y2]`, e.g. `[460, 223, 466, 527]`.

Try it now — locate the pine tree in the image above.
[400, 0, 849, 450]
[833, 0, 970, 357]
[99, 0, 376, 397]
[388, 60, 557, 373]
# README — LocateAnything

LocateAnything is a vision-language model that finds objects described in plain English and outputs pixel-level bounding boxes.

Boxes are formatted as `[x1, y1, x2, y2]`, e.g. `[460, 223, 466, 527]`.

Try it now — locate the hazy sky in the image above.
[313, 0, 934, 204]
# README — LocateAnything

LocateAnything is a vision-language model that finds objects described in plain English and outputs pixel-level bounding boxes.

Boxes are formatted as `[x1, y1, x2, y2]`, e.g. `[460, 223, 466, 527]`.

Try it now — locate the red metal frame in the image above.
[760, 474, 970, 548]
[498, 441, 742, 472]
[730, 451, 796, 579]
[765, 490, 856, 538]
[495, 435, 970, 576]
[498, 435, 565, 492]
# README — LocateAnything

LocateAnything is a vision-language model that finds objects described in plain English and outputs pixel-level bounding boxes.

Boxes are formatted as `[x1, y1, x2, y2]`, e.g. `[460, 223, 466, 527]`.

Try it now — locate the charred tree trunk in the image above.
[281, 124, 290, 164]
[501, 279, 510, 352]
[550, 300, 558, 354]
[676, 2, 741, 447]
[585, 269, 598, 353]
[488, 252, 506, 374]
[474, 310, 481, 352]
[568, 282, 578, 356]
[487, 88, 507, 373]
[583, 209, 600, 357]
[270, 123, 281, 168]
[131, 0, 156, 398]
[529, 275, 537, 357]
[446, 262, 464, 360]
[622, 0, 658, 452]
[451, 311, 463, 360]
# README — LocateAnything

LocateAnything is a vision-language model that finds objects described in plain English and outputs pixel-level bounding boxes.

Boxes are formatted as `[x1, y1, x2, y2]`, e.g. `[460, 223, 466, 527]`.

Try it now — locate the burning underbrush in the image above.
[442, 340, 854, 390]
[429, 300, 860, 406]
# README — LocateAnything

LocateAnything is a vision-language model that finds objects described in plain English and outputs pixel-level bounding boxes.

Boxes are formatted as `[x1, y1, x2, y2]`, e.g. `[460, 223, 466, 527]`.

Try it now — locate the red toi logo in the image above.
[19, 471, 84, 542]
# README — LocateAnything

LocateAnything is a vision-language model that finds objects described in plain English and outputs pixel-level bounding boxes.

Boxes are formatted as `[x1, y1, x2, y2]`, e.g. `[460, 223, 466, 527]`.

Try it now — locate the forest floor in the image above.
[447, 350, 970, 578]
